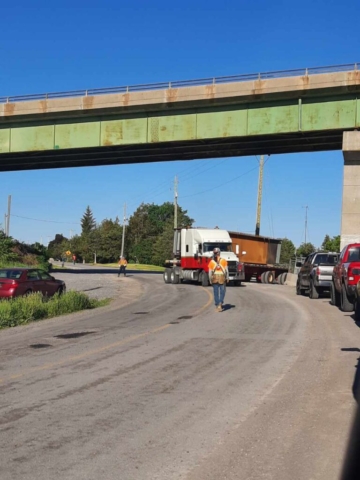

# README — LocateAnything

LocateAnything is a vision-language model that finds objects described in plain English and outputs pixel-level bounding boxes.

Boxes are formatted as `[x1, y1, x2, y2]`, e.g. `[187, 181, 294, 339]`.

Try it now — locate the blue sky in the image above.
[1, 0, 357, 248]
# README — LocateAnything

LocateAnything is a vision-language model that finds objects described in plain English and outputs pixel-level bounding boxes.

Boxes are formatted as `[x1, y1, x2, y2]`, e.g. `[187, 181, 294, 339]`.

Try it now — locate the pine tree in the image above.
[81, 206, 96, 236]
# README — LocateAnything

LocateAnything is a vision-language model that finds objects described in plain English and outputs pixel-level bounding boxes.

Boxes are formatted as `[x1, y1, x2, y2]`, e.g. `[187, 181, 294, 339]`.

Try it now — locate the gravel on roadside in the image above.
[52, 270, 140, 302]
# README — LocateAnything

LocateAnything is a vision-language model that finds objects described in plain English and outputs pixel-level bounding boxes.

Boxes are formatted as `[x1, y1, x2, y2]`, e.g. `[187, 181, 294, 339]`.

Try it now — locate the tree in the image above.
[296, 242, 316, 257]
[279, 238, 296, 264]
[81, 206, 96, 236]
[321, 234, 340, 252]
[126, 202, 194, 265]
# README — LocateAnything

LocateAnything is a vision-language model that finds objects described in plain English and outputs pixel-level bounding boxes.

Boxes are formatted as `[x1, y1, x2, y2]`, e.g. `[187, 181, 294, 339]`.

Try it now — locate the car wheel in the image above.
[330, 281, 340, 307]
[355, 299, 360, 322]
[341, 283, 354, 312]
[57, 286, 66, 295]
[24, 289, 33, 297]
[296, 279, 306, 296]
[309, 280, 319, 299]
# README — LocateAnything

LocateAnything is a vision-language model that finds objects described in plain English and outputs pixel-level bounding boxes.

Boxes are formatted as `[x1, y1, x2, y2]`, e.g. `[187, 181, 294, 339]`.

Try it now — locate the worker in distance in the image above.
[208, 247, 229, 312]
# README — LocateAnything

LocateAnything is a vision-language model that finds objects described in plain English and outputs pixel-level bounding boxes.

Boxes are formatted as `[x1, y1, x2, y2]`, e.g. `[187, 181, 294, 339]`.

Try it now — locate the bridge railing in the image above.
[0, 62, 358, 104]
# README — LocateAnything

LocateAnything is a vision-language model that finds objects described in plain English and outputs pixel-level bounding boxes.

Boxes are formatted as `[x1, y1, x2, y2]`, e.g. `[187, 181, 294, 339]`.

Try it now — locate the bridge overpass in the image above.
[1, 62, 360, 247]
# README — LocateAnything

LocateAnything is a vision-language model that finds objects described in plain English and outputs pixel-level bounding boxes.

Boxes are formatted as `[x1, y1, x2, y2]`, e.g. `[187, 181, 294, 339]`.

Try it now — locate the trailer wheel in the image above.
[277, 273, 284, 285]
[170, 270, 180, 284]
[201, 271, 209, 287]
[265, 271, 274, 284]
[163, 268, 171, 284]
[260, 272, 267, 283]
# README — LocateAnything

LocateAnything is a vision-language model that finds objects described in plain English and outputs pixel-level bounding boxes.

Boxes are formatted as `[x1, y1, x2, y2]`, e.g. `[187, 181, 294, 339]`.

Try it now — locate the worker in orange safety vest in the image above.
[118, 256, 128, 277]
[208, 247, 229, 312]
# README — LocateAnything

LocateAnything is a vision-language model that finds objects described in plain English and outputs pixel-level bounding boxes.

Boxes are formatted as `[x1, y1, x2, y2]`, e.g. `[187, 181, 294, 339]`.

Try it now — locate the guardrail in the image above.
[0, 62, 358, 105]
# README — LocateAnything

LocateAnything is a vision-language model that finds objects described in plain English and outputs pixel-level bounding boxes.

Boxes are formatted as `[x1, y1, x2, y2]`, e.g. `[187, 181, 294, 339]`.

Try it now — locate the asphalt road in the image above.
[0, 274, 358, 480]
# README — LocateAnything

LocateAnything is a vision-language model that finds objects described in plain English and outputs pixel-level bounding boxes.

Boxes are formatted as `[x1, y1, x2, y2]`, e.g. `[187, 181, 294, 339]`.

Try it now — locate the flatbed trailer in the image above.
[228, 231, 288, 284]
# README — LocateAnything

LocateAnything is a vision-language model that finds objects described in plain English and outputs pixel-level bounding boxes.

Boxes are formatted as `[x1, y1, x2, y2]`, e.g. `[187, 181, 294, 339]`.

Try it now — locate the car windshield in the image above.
[203, 242, 232, 253]
[0, 270, 22, 279]
[315, 254, 338, 265]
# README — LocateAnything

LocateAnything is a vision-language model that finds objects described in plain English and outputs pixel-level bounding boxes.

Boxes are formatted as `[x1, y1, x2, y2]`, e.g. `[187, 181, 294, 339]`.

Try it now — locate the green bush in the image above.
[0, 291, 109, 329]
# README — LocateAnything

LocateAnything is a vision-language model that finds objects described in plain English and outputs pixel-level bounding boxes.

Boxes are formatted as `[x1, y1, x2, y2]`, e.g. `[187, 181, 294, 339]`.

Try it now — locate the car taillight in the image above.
[237, 263, 243, 272]
[316, 267, 320, 276]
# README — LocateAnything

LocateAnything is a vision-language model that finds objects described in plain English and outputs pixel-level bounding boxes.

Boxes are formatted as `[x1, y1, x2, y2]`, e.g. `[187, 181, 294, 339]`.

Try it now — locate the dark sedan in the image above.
[0, 268, 66, 299]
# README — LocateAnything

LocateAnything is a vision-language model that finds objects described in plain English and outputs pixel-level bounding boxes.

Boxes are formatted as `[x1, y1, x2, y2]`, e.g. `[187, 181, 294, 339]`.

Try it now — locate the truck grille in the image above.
[228, 261, 237, 276]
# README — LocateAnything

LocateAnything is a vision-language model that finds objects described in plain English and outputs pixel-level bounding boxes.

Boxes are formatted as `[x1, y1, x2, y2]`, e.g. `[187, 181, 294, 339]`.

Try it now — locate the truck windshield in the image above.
[348, 248, 360, 262]
[314, 254, 338, 265]
[203, 243, 232, 253]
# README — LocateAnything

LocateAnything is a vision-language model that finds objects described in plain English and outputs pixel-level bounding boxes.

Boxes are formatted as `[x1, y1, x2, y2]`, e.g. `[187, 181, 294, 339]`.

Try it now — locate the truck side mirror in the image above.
[235, 245, 239, 254]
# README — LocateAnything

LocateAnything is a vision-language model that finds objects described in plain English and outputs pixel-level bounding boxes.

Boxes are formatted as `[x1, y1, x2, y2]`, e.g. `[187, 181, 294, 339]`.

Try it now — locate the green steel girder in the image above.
[0, 94, 359, 171]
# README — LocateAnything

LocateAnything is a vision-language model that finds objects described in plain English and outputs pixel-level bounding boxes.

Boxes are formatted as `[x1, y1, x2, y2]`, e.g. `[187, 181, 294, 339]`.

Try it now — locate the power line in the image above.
[182, 165, 259, 199]
[11, 214, 80, 225]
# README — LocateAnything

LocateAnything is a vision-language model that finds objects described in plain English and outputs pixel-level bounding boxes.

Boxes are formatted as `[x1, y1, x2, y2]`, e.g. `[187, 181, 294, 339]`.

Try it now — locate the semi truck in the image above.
[163, 227, 245, 286]
[228, 231, 288, 284]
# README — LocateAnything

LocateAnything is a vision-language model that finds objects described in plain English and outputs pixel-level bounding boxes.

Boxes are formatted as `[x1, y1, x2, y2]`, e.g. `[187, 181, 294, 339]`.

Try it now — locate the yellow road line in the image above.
[0, 288, 212, 385]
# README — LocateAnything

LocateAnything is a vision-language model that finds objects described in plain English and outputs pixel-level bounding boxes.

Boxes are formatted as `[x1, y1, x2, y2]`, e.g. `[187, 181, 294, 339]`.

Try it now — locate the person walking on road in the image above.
[72, 254, 76, 266]
[208, 247, 229, 312]
[118, 256, 128, 277]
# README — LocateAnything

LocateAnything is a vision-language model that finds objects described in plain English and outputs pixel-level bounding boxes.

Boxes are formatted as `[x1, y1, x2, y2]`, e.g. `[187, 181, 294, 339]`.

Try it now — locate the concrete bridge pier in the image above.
[341, 131, 360, 250]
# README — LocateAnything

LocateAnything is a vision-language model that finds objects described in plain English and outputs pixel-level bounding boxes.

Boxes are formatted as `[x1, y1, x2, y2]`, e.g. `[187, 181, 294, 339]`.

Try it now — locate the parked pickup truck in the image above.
[331, 243, 360, 312]
[296, 252, 339, 299]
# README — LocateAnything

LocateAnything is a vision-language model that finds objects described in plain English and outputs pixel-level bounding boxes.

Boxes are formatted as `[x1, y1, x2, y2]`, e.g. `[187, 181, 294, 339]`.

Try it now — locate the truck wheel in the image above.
[163, 268, 171, 284]
[330, 281, 340, 307]
[201, 272, 209, 287]
[170, 270, 179, 284]
[264, 271, 274, 284]
[278, 273, 286, 285]
[260, 272, 267, 283]
[341, 283, 354, 312]
[309, 279, 319, 299]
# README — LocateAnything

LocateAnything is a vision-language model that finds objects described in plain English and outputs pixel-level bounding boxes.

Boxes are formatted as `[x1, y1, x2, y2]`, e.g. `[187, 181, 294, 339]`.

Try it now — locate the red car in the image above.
[0, 268, 66, 299]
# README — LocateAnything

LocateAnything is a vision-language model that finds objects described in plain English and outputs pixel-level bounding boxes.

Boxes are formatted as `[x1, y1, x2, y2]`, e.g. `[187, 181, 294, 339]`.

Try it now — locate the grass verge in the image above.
[0, 291, 110, 329]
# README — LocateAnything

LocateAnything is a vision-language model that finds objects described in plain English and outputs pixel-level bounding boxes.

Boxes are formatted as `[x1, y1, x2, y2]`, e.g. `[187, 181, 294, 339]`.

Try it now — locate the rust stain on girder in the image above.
[205, 85, 215, 99]
[166, 88, 178, 103]
[252, 79, 266, 96]
[83, 96, 94, 109]
[346, 70, 360, 84]
[122, 93, 130, 107]
[3, 103, 15, 116]
[39, 100, 48, 113]
[301, 75, 310, 89]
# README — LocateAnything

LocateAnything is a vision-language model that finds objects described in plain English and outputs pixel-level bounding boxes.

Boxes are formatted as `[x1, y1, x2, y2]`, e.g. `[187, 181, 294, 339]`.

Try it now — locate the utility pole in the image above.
[174, 176, 178, 229]
[255, 156, 264, 236]
[120, 203, 127, 258]
[4, 214, 7, 235]
[303, 205, 309, 245]
[6, 195, 11, 237]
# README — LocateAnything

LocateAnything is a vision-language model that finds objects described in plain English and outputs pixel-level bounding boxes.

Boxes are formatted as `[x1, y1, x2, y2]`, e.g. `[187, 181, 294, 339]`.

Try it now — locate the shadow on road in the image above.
[222, 304, 236, 311]
[341, 347, 360, 402]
